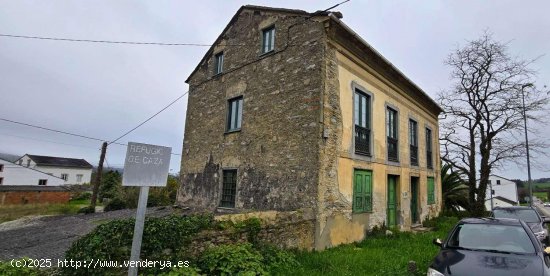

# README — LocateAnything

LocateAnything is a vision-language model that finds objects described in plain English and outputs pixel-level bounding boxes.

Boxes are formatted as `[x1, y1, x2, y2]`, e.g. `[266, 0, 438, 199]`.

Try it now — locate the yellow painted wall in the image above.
[320, 43, 442, 247]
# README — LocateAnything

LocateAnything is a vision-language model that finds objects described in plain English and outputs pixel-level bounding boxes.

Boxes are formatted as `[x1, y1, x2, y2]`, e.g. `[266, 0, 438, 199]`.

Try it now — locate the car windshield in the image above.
[447, 223, 535, 254]
[493, 209, 541, 223]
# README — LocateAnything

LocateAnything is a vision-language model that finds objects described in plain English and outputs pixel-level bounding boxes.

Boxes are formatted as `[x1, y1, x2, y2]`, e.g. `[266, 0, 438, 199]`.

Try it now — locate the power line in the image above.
[0, 132, 101, 150]
[0, 117, 104, 142]
[109, 92, 188, 145]
[0, 34, 216, 46]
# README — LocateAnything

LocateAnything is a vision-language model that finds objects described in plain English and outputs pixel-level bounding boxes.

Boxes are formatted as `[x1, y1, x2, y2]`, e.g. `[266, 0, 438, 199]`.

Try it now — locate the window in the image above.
[227, 96, 243, 132]
[262, 26, 275, 53]
[0, 177, 3, 185]
[76, 174, 83, 182]
[26, 159, 31, 167]
[214, 52, 224, 75]
[386, 107, 398, 162]
[426, 128, 433, 169]
[0, 164, 3, 172]
[409, 119, 418, 166]
[497, 180, 501, 185]
[61, 174, 68, 181]
[427, 177, 435, 204]
[220, 170, 237, 208]
[38, 179, 47, 185]
[18, 160, 22, 165]
[353, 170, 372, 213]
[354, 89, 371, 156]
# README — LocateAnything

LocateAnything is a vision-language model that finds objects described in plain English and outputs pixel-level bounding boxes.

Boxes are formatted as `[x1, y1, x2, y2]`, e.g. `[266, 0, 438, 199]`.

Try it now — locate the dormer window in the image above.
[262, 26, 275, 53]
[214, 52, 224, 75]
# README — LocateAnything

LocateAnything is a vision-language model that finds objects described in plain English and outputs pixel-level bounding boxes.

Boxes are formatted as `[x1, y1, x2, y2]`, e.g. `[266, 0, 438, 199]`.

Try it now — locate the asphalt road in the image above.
[0, 207, 184, 261]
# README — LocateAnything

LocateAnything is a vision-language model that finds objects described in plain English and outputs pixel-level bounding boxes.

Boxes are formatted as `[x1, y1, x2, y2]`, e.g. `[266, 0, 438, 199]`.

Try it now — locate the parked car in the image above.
[544, 202, 550, 207]
[428, 218, 550, 276]
[491, 206, 550, 244]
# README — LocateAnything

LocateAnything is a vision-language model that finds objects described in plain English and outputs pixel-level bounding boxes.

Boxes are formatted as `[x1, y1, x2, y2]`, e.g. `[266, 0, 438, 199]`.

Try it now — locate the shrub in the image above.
[62, 214, 214, 275]
[103, 197, 126, 212]
[77, 206, 95, 214]
[199, 243, 266, 276]
[255, 243, 298, 271]
[159, 265, 204, 276]
[0, 258, 42, 276]
[71, 192, 92, 201]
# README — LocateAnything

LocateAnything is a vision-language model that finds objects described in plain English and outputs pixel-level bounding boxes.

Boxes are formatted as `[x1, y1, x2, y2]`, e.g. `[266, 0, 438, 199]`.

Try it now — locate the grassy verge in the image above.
[0, 198, 93, 223]
[273, 216, 459, 276]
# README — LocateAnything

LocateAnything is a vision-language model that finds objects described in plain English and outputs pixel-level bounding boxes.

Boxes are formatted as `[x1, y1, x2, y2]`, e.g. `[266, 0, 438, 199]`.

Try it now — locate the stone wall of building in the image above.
[187, 209, 315, 255]
[178, 9, 327, 212]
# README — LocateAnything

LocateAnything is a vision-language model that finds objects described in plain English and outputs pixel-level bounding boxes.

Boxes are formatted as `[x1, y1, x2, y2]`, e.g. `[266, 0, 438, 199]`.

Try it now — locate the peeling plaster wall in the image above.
[314, 36, 442, 250]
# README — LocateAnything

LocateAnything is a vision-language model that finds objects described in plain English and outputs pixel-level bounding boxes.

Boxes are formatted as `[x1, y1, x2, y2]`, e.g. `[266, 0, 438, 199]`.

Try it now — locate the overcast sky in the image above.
[0, 0, 549, 179]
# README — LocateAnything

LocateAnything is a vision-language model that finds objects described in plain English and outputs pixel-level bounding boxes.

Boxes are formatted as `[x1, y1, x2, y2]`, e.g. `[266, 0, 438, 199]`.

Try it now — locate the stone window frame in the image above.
[219, 168, 238, 209]
[385, 102, 400, 165]
[408, 114, 419, 168]
[225, 95, 244, 134]
[424, 123, 434, 170]
[260, 25, 275, 55]
[213, 51, 224, 76]
[350, 81, 374, 162]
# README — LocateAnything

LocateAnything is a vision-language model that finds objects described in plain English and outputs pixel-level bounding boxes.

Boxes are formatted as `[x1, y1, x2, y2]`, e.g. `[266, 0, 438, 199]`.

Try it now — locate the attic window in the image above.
[0, 164, 3, 172]
[38, 179, 47, 185]
[214, 52, 224, 75]
[262, 26, 275, 54]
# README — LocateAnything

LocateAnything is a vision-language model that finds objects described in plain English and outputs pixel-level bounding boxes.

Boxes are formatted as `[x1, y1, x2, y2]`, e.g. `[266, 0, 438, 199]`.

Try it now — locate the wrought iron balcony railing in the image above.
[355, 125, 371, 156]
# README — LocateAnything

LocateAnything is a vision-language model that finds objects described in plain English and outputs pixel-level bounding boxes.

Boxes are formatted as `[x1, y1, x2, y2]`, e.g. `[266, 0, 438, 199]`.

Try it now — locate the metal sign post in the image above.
[122, 142, 171, 276]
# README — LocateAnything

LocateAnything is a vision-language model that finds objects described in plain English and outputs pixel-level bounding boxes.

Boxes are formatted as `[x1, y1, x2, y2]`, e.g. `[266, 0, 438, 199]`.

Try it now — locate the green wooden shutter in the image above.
[353, 170, 372, 213]
[427, 177, 435, 204]
[364, 172, 372, 211]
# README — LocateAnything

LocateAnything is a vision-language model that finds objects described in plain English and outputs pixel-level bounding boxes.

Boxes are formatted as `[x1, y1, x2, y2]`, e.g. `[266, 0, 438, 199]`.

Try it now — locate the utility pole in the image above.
[489, 180, 494, 211]
[90, 141, 108, 211]
[521, 83, 534, 207]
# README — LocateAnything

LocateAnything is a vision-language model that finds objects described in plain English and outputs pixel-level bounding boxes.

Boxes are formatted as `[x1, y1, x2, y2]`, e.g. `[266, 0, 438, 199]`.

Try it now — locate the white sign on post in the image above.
[123, 142, 172, 187]
[122, 142, 171, 276]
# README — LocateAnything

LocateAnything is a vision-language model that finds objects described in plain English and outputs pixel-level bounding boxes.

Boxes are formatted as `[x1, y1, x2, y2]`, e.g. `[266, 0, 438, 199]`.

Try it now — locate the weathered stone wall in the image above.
[178, 9, 326, 212]
[187, 209, 315, 255]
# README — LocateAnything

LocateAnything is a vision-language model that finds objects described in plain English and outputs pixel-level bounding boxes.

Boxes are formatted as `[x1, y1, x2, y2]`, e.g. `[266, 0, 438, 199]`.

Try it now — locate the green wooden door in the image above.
[353, 170, 372, 213]
[410, 178, 419, 223]
[387, 175, 397, 227]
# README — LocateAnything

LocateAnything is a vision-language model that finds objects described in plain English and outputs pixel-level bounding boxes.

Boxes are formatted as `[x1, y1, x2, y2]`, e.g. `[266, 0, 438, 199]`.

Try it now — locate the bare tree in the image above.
[438, 32, 548, 216]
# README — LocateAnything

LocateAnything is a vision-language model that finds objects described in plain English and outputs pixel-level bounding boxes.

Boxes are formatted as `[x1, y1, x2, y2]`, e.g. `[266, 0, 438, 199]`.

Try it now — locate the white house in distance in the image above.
[0, 158, 65, 186]
[485, 174, 519, 210]
[15, 154, 93, 185]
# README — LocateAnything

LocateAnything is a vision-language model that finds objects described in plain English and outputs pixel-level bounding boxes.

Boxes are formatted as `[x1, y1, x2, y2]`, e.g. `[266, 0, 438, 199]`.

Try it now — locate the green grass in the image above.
[534, 192, 548, 202]
[273, 217, 459, 276]
[534, 182, 550, 190]
[0, 198, 93, 224]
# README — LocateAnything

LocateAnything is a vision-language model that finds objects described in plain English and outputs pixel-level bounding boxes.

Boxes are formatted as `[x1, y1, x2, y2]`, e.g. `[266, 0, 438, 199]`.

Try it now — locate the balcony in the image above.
[387, 137, 398, 162]
[427, 150, 433, 169]
[410, 145, 418, 166]
[355, 125, 370, 156]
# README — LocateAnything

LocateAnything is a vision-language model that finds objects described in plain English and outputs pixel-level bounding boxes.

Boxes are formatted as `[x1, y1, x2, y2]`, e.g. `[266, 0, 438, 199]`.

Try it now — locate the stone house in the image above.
[178, 5, 442, 250]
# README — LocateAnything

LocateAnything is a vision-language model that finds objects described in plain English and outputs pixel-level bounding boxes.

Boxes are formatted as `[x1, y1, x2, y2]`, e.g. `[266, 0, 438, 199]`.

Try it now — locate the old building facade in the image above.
[178, 5, 442, 250]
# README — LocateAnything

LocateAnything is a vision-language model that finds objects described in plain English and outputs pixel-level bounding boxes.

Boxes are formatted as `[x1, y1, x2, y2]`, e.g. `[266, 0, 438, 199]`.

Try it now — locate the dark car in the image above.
[491, 206, 550, 244]
[428, 218, 550, 276]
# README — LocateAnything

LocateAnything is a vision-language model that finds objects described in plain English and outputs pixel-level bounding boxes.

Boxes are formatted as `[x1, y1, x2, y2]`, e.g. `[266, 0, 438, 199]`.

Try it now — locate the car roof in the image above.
[459, 217, 524, 226]
[493, 206, 535, 210]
